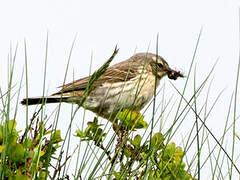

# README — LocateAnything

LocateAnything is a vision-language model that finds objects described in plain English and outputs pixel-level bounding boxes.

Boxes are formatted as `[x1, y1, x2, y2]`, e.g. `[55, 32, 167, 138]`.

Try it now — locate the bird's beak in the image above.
[166, 68, 184, 80]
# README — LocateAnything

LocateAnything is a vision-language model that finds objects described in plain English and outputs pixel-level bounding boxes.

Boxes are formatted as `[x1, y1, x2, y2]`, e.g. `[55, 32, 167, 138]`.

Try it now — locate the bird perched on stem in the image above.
[21, 50, 184, 121]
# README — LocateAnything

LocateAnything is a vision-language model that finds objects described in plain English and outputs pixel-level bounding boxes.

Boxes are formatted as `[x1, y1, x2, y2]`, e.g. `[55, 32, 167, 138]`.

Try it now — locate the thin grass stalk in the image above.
[61, 72, 77, 177]
[0, 45, 18, 179]
[74, 52, 94, 177]
[166, 29, 202, 143]
[24, 40, 29, 128]
[50, 35, 77, 179]
[32, 34, 49, 179]
[230, 8, 240, 178]
[213, 93, 234, 177]
[172, 82, 240, 174]
[193, 65, 200, 179]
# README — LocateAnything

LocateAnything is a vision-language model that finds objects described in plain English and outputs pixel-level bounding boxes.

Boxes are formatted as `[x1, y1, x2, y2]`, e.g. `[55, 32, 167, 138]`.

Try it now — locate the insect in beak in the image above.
[167, 69, 184, 80]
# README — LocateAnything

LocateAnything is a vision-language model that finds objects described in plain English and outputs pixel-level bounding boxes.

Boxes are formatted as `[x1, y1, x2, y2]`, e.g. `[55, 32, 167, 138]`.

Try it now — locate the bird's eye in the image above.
[157, 63, 163, 68]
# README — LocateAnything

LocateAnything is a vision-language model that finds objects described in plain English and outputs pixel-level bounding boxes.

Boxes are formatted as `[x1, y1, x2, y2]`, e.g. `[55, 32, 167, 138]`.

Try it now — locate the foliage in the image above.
[3, 42, 239, 179]
[0, 118, 63, 179]
[76, 117, 106, 146]
[76, 110, 195, 179]
[116, 110, 148, 130]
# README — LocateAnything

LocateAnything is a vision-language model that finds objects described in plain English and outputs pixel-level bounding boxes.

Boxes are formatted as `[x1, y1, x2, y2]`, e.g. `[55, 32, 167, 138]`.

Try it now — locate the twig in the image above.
[20, 106, 43, 143]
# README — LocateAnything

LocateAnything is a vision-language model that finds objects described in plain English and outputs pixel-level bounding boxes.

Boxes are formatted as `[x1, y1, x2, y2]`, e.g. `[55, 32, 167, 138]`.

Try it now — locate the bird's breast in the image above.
[84, 72, 159, 119]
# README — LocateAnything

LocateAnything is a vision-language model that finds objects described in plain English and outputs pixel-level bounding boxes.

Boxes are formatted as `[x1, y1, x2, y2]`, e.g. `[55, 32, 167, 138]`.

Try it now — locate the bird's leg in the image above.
[116, 127, 124, 152]
[112, 120, 125, 152]
[110, 120, 126, 170]
[112, 120, 119, 133]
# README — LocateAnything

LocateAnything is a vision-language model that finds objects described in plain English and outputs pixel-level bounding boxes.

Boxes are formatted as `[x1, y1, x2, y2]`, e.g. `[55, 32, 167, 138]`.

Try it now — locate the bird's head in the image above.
[133, 53, 184, 80]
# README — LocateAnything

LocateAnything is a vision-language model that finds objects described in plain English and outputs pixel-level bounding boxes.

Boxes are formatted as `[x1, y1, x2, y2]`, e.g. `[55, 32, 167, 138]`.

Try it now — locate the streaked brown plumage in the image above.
[21, 53, 183, 121]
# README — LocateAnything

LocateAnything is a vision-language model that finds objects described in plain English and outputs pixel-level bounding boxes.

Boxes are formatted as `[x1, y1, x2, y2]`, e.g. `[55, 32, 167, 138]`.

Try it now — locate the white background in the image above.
[0, 0, 240, 179]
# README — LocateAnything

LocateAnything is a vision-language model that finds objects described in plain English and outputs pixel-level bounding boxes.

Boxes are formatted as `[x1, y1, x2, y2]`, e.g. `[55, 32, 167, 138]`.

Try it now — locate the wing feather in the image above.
[53, 59, 139, 95]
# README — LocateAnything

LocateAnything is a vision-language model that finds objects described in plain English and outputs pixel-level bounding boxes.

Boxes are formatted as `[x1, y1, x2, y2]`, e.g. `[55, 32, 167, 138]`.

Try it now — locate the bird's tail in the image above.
[21, 96, 69, 105]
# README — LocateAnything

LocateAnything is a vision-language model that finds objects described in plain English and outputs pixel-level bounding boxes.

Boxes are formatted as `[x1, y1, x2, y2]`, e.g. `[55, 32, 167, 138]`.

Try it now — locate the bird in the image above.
[21, 52, 184, 121]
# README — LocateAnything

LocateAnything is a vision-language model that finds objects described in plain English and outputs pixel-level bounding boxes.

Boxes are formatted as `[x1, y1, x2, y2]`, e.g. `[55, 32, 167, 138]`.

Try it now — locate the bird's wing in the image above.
[53, 60, 139, 95]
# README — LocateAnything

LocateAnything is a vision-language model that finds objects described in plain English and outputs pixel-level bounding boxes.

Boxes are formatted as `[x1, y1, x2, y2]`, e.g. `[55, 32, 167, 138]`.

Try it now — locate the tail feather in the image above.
[21, 96, 69, 105]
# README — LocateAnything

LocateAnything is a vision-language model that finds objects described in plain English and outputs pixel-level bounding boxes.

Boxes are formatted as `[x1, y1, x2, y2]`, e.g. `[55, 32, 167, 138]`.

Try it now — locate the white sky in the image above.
[1, 0, 240, 179]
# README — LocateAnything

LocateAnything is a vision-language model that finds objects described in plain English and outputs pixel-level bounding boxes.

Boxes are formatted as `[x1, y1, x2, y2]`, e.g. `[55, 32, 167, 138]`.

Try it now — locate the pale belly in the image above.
[83, 73, 159, 120]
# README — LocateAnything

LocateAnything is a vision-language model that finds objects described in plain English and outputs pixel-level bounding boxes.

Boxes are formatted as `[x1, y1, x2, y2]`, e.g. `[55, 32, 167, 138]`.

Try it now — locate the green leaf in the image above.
[174, 146, 184, 163]
[50, 130, 63, 143]
[23, 138, 33, 149]
[75, 130, 84, 138]
[117, 109, 148, 129]
[131, 135, 142, 148]
[113, 171, 121, 179]
[75, 118, 106, 144]
[124, 146, 132, 158]
[134, 120, 148, 129]
[0, 145, 5, 153]
[8, 120, 17, 133]
[8, 143, 26, 163]
[150, 132, 164, 150]
[39, 170, 49, 180]
[15, 174, 29, 180]
[165, 142, 176, 157]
